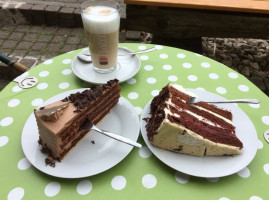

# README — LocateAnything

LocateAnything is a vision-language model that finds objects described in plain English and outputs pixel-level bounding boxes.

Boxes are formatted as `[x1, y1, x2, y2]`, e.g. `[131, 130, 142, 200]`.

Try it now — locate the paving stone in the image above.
[36, 35, 53, 43]
[51, 35, 68, 43]
[31, 4, 47, 25]
[57, 28, 72, 35]
[31, 42, 47, 51]
[80, 38, 88, 46]
[1, 25, 16, 32]
[26, 50, 43, 58]
[70, 28, 84, 36]
[23, 33, 39, 42]
[1, 40, 18, 49]
[20, 58, 37, 68]
[59, 7, 75, 20]
[66, 36, 81, 45]
[47, 43, 63, 52]
[44, 26, 59, 34]
[30, 26, 45, 33]
[16, 24, 32, 33]
[0, 39, 3, 46]
[17, 41, 34, 50]
[61, 44, 77, 53]
[0, 31, 10, 39]
[10, 49, 29, 57]
[8, 32, 25, 41]
[1, 49, 12, 56]
[250, 77, 266, 91]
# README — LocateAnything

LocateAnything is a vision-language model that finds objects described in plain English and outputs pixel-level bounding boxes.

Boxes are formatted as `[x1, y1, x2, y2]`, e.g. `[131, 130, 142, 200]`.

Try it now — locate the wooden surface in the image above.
[124, 0, 269, 14]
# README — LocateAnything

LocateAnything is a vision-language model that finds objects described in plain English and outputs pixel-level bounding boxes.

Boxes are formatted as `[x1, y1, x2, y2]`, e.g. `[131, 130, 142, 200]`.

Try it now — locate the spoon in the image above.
[80, 119, 142, 148]
[77, 47, 156, 63]
[188, 97, 260, 104]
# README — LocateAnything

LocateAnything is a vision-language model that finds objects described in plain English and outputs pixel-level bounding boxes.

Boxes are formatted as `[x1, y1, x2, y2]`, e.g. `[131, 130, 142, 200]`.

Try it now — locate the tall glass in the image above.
[80, 0, 121, 73]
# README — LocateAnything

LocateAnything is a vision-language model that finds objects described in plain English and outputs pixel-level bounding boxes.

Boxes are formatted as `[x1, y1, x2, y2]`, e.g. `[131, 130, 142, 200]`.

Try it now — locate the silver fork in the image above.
[188, 97, 260, 104]
[80, 119, 142, 148]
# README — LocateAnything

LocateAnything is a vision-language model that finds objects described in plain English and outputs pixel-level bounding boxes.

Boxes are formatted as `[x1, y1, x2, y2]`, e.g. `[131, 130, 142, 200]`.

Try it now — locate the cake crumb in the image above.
[91, 140, 95, 144]
[45, 156, 55, 167]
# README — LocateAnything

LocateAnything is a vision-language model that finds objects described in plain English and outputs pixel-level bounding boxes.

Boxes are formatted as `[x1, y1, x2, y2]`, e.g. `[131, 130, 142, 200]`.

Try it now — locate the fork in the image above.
[188, 97, 260, 104]
[80, 119, 142, 148]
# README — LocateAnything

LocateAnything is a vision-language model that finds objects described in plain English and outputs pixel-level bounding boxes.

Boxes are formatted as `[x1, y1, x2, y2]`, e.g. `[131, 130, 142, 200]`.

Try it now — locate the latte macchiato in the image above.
[80, 1, 120, 73]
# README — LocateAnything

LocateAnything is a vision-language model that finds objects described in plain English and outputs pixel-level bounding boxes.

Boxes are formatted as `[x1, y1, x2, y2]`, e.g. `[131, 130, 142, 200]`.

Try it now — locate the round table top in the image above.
[0, 43, 269, 200]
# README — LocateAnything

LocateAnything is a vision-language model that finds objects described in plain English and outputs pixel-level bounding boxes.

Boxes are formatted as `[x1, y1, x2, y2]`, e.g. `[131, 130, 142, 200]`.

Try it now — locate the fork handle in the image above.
[203, 99, 260, 104]
[92, 127, 142, 148]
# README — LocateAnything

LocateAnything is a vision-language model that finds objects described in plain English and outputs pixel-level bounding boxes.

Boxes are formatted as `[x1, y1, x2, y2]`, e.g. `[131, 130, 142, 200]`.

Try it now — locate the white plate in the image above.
[140, 89, 258, 178]
[21, 89, 140, 178]
[71, 47, 141, 85]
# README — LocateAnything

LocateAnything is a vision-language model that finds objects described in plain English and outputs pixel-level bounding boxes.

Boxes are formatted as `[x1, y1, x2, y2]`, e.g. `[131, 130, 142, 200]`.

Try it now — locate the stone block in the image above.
[31, 42, 47, 51]
[59, 7, 75, 27]
[126, 31, 141, 41]
[66, 36, 81, 45]
[19, 3, 34, 23]
[74, 8, 83, 27]
[20, 58, 37, 68]
[45, 5, 60, 26]
[23, 33, 39, 42]
[31, 4, 46, 25]
[0, 31, 10, 39]
[250, 77, 266, 91]
[17, 41, 34, 50]
[9, 32, 25, 41]
[1, 40, 18, 49]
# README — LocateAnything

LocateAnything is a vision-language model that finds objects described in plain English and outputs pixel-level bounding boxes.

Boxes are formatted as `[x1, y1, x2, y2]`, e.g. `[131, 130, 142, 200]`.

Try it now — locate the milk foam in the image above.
[81, 6, 120, 34]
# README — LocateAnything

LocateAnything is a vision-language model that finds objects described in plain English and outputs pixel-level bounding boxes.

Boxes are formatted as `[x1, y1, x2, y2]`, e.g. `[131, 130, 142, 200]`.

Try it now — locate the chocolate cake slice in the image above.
[34, 79, 120, 162]
[146, 83, 243, 157]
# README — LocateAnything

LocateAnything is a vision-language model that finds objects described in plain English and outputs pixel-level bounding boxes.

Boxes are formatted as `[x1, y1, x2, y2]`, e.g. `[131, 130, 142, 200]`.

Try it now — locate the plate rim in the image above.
[71, 47, 141, 85]
[140, 89, 258, 178]
[21, 88, 140, 178]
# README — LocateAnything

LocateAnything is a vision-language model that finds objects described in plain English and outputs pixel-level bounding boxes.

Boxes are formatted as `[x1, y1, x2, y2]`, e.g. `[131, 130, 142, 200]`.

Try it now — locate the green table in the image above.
[1, 43, 269, 200]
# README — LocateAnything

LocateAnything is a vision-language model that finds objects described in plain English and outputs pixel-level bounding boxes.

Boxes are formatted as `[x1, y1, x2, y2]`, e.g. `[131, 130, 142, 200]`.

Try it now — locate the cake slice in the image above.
[146, 83, 243, 157]
[34, 79, 120, 164]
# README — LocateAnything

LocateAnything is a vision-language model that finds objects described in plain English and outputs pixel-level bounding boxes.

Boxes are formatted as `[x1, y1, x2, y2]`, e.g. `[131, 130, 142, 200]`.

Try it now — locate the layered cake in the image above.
[34, 79, 120, 164]
[146, 83, 243, 156]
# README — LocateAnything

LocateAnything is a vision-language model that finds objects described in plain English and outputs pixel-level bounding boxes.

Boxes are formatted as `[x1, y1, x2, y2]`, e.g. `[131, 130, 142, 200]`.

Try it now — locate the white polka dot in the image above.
[219, 198, 230, 200]
[263, 163, 269, 175]
[216, 87, 227, 94]
[151, 90, 159, 96]
[168, 75, 178, 82]
[207, 177, 219, 182]
[12, 85, 22, 92]
[32, 98, 43, 107]
[201, 62, 210, 68]
[209, 73, 219, 79]
[67, 50, 74, 53]
[163, 64, 172, 70]
[20, 72, 29, 78]
[140, 55, 149, 60]
[249, 196, 263, 200]
[111, 176, 126, 190]
[258, 140, 263, 149]
[147, 77, 156, 84]
[138, 45, 147, 50]
[142, 174, 157, 189]
[43, 59, 53, 65]
[39, 71, 49, 77]
[144, 65, 153, 71]
[0, 117, 13, 126]
[196, 87, 206, 91]
[8, 99, 20, 107]
[77, 180, 92, 195]
[128, 92, 139, 100]
[8, 187, 24, 200]
[18, 158, 31, 170]
[37, 83, 48, 90]
[188, 75, 198, 81]
[59, 82, 69, 89]
[177, 53, 186, 58]
[237, 167, 250, 178]
[238, 85, 249, 92]
[44, 182, 61, 197]
[182, 63, 192, 68]
[228, 72, 238, 79]
[160, 54, 168, 59]
[262, 116, 269, 125]
[127, 78, 136, 84]
[249, 103, 260, 108]
[195, 53, 202, 56]
[135, 107, 143, 115]
[62, 59, 72, 64]
[62, 69, 72, 75]
[0, 136, 8, 147]
[155, 45, 163, 50]
[139, 146, 152, 158]
[175, 171, 189, 184]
